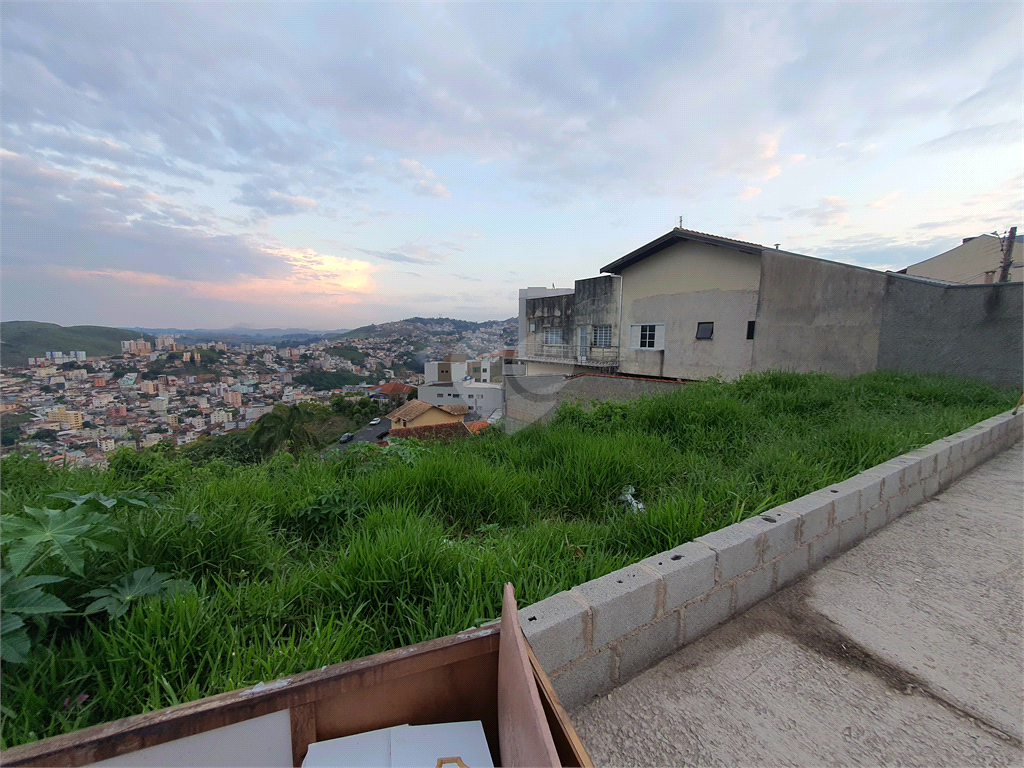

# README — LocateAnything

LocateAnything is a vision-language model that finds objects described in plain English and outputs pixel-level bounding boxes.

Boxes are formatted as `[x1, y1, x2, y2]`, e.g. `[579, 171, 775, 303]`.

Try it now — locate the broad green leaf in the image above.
[1, 613, 31, 663]
[84, 568, 192, 619]
[1, 506, 121, 576]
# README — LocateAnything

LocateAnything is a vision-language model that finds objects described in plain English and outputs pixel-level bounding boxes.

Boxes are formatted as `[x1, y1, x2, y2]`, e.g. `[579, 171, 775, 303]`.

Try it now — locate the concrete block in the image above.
[887, 491, 910, 522]
[906, 482, 925, 509]
[898, 456, 922, 488]
[550, 648, 616, 710]
[946, 439, 964, 464]
[695, 524, 760, 582]
[839, 513, 866, 550]
[856, 475, 882, 513]
[924, 474, 940, 499]
[733, 565, 774, 615]
[934, 443, 951, 472]
[775, 491, 833, 542]
[774, 544, 810, 589]
[738, 508, 800, 564]
[908, 449, 937, 479]
[617, 612, 680, 684]
[863, 460, 904, 502]
[640, 541, 716, 613]
[572, 563, 660, 650]
[519, 591, 590, 672]
[938, 466, 954, 490]
[865, 501, 888, 535]
[809, 527, 840, 568]
[681, 586, 733, 645]
[822, 476, 861, 524]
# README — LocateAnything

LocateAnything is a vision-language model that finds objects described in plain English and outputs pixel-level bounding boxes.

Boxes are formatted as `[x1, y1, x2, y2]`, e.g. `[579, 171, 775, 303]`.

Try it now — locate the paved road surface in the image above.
[572, 443, 1023, 767]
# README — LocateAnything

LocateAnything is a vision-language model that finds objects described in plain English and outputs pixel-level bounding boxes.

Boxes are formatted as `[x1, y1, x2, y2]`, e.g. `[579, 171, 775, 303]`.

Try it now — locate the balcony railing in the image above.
[516, 343, 619, 368]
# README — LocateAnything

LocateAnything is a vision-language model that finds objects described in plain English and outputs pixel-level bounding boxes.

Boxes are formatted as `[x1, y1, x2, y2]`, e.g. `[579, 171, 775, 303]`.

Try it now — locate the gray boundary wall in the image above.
[753, 249, 1024, 388]
[519, 410, 1024, 710]
[503, 373, 683, 434]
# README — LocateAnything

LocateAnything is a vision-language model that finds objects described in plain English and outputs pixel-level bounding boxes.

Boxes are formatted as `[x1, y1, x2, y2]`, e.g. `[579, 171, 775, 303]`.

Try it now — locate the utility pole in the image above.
[998, 226, 1017, 283]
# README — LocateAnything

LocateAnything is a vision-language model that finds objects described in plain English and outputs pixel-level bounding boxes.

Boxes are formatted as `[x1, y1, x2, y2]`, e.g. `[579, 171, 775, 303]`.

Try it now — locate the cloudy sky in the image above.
[2, 2, 1020, 330]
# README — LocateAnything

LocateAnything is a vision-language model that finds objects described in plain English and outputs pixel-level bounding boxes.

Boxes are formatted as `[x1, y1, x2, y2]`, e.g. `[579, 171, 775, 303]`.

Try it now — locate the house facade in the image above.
[901, 233, 1022, 285]
[512, 227, 1023, 388]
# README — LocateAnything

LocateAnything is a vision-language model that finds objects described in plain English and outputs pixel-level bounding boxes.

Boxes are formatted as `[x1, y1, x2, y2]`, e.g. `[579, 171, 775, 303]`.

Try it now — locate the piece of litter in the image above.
[619, 485, 645, 514]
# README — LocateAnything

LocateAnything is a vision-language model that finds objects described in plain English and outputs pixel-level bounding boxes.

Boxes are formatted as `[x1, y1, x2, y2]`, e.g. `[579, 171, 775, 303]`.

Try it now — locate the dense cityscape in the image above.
[0, 317, 516, 465]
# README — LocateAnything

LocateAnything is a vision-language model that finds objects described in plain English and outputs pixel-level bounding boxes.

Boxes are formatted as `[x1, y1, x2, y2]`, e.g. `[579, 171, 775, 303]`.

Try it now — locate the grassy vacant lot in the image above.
[0, 370, 1016, 748]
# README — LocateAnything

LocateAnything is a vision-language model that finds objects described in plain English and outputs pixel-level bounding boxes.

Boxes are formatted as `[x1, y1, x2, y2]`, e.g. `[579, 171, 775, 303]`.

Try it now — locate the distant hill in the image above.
[129, 326, 349, 344]
[336, 317, 516, 340]
[0, 322, 156, 367]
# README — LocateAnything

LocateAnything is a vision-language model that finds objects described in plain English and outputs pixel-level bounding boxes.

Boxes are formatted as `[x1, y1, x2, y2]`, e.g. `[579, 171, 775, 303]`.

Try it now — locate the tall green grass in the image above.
[1, 370, 1016, 748]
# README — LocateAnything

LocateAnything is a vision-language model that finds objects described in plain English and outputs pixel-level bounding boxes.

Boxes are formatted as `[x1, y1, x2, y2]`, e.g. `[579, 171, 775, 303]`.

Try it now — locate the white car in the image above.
[369, 417, 381, 426]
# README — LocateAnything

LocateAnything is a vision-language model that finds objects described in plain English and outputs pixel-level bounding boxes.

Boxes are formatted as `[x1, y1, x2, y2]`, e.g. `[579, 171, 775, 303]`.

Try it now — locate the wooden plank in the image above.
[498, 583, 561, 768]
[1, 627, 500, 767]
[289, 704, 316, 768]
[526, 639, 594, 768]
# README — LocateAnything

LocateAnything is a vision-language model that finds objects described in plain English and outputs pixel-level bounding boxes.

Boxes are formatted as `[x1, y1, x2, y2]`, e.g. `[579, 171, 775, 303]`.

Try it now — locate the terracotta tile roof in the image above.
[387, 421, 471, 442]
[438, 404, 469, 415]
[465, 421, 490, 434]
[385, 399, 434, 422]
[370, 382, 416, 395]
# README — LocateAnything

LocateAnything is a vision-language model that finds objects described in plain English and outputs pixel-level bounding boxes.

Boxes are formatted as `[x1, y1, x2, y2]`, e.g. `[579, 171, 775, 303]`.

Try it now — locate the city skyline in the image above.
[2, 1, 1021, 328]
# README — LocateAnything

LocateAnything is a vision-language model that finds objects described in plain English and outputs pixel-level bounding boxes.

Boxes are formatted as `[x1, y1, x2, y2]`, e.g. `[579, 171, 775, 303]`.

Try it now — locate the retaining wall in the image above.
[504, 373, 683, 433]
[519, 410, 1024, 710]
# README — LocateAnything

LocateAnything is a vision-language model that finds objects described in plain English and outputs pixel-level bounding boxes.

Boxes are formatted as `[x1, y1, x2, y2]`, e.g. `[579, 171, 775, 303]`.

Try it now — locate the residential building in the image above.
[121, 339, 152, 354]
[151, 397, 168, 412]
[98, 437, 116, 452]
[514, 227, 1023, 388]
[45, 407, 83, 430]
[899, 233, 1022, 284]
[419, 380, 502, 416]
[141, 380, 158, 395]
[367, 382, 416, 402]
[384, 399, 467, 429]
[424, 354, 468, 384]
[210, 409, 228, 424]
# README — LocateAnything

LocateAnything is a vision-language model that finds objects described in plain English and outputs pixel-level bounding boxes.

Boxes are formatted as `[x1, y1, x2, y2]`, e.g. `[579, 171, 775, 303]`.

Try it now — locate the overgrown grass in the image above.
[0, 370, 1016, 748]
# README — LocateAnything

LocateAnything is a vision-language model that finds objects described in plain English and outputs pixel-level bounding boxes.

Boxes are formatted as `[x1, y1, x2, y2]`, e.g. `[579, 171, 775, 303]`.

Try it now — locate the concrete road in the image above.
[320, 418, 391, 456]
[572, 443, 1023, 767]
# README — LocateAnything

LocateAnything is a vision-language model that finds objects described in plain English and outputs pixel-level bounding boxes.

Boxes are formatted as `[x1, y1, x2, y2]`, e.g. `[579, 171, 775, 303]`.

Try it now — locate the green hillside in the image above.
[0, 321, 156, 367]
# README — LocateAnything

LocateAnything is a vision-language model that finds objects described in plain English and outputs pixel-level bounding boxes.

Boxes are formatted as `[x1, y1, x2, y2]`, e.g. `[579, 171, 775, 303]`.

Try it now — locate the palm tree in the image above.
[248, 405, 321, 458]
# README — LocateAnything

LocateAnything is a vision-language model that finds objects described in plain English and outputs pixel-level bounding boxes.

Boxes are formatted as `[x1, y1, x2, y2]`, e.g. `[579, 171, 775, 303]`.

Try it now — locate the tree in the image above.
[248, 405, 322, 458]
[31, 429, 58, 442]
[1, 426, 20, 446]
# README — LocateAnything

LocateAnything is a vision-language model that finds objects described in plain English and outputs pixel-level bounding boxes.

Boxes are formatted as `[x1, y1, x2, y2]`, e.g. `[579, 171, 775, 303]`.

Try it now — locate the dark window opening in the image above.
[746, 320, 756, 340]
[696, 322, 714, 340]
[639, 324, 657, 348]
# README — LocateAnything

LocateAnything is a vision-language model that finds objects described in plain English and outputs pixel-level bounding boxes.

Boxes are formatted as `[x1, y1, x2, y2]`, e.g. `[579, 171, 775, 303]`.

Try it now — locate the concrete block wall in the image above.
[519, 410, 1023, 711]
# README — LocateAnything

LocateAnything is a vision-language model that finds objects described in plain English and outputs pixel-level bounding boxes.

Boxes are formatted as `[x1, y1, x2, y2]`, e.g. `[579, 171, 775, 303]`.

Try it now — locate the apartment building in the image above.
[418, 379, 502, 416]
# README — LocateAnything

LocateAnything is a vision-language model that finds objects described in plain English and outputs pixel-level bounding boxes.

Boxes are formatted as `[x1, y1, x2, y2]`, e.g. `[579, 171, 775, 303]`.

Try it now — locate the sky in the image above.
[2, 2, 1021, 330]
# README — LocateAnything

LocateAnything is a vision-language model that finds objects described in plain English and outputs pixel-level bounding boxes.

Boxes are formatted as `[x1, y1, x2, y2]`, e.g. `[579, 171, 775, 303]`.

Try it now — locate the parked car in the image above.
[369, 417, 381, 426]
[339, 433, 354, 443]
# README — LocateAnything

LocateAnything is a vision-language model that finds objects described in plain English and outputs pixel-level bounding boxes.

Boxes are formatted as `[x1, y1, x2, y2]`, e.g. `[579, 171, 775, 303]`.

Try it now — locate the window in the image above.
[437, 394, 443, 398]
[544, 327, 563, 345]
[529, 323, 536, 333]
[696, 322, 714, 340]
[746, 320, 756, 340]
[593, 325, 613, 347]
[629, 324, 664, 350]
